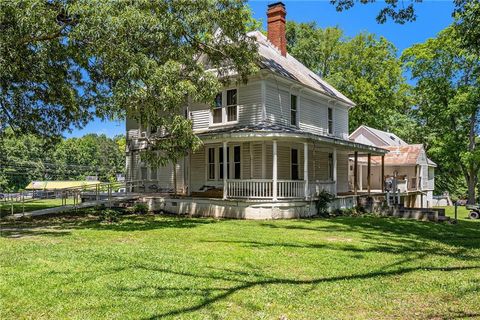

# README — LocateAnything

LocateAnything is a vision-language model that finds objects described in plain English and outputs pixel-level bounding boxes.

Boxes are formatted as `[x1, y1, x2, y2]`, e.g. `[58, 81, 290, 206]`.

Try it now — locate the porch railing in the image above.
[226, 179, 306, 199]
[277, 180, 305, 199]
[226, 179, 273, 199]
[309, 180, 336, 196]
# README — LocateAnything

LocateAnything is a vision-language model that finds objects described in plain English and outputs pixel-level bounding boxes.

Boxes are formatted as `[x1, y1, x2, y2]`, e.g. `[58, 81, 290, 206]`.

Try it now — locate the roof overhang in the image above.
[197, 130, 388, 155]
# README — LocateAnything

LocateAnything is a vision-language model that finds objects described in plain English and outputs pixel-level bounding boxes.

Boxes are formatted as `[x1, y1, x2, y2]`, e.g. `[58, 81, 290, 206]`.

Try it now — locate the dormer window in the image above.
[211, 89, 238, 125]
[328, 107, 333, 134]
[290, 95, 297, 126]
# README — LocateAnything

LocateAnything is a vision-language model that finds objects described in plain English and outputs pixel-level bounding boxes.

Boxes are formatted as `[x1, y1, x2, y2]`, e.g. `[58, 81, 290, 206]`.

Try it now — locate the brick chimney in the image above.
[267, 2, 287, 57]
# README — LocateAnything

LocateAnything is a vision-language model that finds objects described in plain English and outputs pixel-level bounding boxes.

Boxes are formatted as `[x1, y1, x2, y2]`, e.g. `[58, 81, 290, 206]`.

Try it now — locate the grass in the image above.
[0, 209, 479, 319]
[438, 205, 471, 220]
[0, 198, 74, 216]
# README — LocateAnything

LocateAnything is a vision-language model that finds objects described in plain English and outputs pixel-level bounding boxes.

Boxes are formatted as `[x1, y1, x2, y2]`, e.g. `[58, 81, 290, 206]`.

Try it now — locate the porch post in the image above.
[272, 140, 278, 201]
[367, 153, 371, 195]
[359, 163, 363, 191]
[381, 155, 385, 192]
[223, 141, 228, 200]
[304, 142, 308, 199]
[353, 151, 358, 195]
[333, 148, 337, 195]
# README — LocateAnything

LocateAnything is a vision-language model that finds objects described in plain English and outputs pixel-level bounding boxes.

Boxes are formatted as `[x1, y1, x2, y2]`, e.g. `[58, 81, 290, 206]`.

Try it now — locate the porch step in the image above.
[388, 206, 449, 222]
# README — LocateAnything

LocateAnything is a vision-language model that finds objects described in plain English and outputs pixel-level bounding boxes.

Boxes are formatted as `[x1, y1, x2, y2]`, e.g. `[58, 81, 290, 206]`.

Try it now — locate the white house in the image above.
[125, 2, 388, 219]
[349, 125, 436, 208]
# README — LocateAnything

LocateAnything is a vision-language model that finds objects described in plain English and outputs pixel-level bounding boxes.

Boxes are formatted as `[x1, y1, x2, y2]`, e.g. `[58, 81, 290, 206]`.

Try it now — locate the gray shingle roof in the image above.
[248, 31, 355, 107]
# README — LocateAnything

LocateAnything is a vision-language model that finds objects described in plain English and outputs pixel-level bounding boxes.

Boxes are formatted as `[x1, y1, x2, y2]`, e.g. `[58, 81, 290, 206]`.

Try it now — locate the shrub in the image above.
[100, 209, 119, 223]
[132, 203, 149, 215]
[315, 190, 336, 217]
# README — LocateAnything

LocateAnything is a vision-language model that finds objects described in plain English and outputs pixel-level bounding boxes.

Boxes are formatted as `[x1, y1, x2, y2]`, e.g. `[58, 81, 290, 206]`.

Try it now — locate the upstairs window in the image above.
[227, 89, 237, 122]
[290, 95, 297, 126]
[211, 89, 238, 125]
[213, 93, 223, 124]
[328, 107, 333, 134]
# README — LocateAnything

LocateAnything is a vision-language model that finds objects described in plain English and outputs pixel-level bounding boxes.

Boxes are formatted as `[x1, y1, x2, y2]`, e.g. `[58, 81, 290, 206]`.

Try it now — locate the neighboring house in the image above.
[125, 2, 387, 218]
[349, 125, 436, 208]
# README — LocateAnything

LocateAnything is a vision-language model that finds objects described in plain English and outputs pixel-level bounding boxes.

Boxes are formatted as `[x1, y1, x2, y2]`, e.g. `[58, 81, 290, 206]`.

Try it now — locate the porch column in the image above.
[353, 151, 358, 195]
[222, 141, 228, 200]
[333, 148, 337, 195]
[359, 163, 363, 191]
[272, 140, 278, 201]
[381, 155, 385, 192]
[304, 142, 308, 199]
[367, 153, 371, 195]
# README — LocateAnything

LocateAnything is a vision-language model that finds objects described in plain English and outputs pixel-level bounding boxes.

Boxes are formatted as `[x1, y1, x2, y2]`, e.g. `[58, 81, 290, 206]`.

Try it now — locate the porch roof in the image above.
[196, 123, 388, 155]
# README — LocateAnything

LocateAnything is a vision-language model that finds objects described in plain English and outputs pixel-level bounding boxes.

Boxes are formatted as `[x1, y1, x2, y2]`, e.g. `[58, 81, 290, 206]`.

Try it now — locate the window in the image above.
[291, 148, 299, 180]
[227, 89, 237, 122]
[233, 146, 241, 179]
[219, 147, 230, 179]
[290, 95, 297, 126]
[211, 89, 238, 125]
[208, 148, 215, 180]
[150, 167, 157, 180]
[328, 107, 333, 134]
[213, 93, 223, 124]
[328, 153, 334, 180]
[140, 166, 148, 181]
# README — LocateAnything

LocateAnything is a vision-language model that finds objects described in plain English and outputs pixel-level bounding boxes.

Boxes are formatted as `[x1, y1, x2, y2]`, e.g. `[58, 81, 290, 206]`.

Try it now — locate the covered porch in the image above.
[189, 131, 387, 201]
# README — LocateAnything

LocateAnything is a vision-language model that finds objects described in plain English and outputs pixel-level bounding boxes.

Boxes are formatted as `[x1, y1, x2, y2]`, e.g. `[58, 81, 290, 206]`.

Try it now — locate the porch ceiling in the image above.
[196, 123, 388, 155]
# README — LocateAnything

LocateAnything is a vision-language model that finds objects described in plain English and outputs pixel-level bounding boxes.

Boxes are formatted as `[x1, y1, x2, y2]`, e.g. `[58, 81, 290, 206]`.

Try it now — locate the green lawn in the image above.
[0, 198, 74, 216]
[0, 211, 479, 319]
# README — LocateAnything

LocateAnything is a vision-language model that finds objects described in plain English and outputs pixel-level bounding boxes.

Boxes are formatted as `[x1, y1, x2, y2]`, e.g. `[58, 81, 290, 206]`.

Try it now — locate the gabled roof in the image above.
[248, 31, 355, 107]
[381, 145, 423, 166]
[349, 125, 408, 146]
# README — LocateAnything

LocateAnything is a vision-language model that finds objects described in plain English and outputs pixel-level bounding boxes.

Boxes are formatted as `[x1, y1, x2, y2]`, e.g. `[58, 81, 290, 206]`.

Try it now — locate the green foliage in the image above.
[1, 0, 258, 139]
[315, 190, 335, 217]
[402, 25, 480, 203]
[132, 203, 149, 215]
[286, 22, 413, 135]
[100, 208, 120, 223]
[0, 131, 125, 191]
[454, 0, 480, 54]
[330, 0, 418, 24]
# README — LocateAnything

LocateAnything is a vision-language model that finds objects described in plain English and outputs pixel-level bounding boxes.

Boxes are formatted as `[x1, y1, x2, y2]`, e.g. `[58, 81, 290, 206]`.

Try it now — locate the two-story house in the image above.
[349, 125, 436, 208]
[126, 2, 387, 218]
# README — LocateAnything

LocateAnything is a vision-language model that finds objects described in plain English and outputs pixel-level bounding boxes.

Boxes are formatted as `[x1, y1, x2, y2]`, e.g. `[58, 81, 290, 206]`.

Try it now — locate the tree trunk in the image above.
[467, 110, 478, 204]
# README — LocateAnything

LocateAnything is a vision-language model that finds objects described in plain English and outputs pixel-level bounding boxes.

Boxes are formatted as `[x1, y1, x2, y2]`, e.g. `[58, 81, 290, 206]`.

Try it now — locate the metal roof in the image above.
[25, 180, 101, 190]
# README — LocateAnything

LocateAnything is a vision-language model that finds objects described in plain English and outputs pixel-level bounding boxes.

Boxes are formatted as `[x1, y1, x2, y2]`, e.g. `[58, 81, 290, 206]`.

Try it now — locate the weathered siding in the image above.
[336, 153, 350, 193]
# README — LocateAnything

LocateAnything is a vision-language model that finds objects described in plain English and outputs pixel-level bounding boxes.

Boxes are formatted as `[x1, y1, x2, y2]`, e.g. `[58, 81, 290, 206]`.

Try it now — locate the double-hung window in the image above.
[290, 95, 297, 126]
[328, 107, 334, 135]
[291, 148, 299, 180]
[328, 153, 334, 180]
[211, 89, 238, 125]
[208, 148, 215, 180]
[213, 93, 223, 124]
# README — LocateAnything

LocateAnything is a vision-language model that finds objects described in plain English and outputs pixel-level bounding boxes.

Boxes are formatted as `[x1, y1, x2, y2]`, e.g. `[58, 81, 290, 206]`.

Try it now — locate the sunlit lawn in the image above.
[0, 198, 74, 216]
[0, 210, 479, 319]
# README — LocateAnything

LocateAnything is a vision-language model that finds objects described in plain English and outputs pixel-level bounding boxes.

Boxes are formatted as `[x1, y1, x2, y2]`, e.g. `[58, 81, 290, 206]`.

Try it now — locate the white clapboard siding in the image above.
[251, 142, 264, 179]
[334, 106, 349, 139]
[265, 82, 290, 126]
[242, 142, 251, 179]
[336, 153, 350, 193]
[238, 82, 262, 125]
[190, 147, 206, 192]
[299, 96, 328, 136]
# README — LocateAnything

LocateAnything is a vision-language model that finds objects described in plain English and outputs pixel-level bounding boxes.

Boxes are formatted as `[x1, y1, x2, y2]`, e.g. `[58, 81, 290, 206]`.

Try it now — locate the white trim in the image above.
[272, 140, 278, 201]
[209, 88, 239, 127]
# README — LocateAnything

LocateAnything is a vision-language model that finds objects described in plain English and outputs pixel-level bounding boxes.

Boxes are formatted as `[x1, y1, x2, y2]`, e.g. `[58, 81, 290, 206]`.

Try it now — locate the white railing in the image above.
[277, 180, 305, 199]
[309, 180, 336, 196]
[225, 179, 306, 199]
[226, 179, 273, 199]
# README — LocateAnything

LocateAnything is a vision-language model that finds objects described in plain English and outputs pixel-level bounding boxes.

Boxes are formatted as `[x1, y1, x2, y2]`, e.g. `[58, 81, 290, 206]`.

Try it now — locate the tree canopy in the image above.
[402, 25, 480, 203]
[286, 21, 412, 135]
[0, 0, 258, 139]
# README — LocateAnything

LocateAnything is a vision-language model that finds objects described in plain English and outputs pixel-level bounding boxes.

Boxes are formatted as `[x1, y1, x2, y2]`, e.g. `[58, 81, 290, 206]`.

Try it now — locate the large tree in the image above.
[402, 25, 480, 204]
[0, 0, 258, 141]
[286, 21, 411, 135]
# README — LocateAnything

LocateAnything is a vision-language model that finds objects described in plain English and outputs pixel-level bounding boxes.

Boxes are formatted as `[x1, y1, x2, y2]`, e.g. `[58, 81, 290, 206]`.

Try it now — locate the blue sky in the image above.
[65, 0, 454, 138]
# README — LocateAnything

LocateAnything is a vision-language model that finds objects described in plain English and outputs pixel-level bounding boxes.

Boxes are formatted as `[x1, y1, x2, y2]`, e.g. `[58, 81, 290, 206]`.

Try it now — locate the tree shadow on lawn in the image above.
[260, 216, 480, 250]
[111, 263, 480, 319]
[0, 214, 218, 237]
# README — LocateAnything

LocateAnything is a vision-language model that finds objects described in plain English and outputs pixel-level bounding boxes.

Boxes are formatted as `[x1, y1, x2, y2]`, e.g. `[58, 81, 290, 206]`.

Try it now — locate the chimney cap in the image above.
[268, 1, 285, 8]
